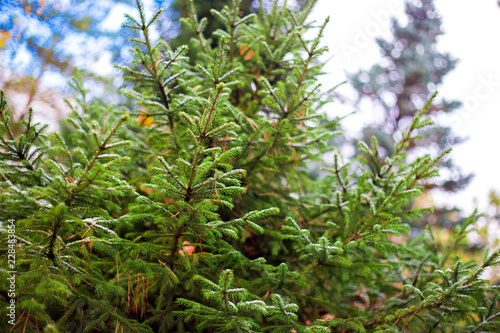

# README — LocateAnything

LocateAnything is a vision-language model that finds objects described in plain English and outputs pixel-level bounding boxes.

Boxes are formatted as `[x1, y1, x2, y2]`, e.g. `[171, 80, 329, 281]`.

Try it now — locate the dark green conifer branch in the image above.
[1, 0, 499, 332]
[0, 92, 48, 186]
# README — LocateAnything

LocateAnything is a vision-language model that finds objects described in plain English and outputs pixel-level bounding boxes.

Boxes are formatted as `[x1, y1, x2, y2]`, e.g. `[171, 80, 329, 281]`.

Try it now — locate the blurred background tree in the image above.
[348, 0, 473, 231]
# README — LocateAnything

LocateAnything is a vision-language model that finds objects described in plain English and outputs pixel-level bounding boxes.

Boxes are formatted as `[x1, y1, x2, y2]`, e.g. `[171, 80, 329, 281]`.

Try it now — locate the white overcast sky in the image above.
[310, 0, 500, 215]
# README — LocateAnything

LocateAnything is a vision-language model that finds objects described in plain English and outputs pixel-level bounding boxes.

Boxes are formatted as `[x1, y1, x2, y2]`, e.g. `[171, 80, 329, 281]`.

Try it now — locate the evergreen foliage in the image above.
[348, 0, 473, 233]
[1, 0, 499, 332]
[349, 0, 471, 193]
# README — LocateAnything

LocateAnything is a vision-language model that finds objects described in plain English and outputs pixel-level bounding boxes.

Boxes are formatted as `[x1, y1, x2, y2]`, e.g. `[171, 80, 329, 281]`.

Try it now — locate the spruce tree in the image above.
[349, 0, 471, 193]
[1, 1, 500, 332]
[348, 0, 473, 232]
